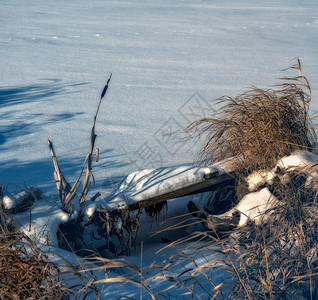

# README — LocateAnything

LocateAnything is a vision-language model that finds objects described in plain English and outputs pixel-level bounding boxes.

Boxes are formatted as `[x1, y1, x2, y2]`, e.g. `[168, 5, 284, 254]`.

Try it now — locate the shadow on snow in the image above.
[0, 79, 87, 107]
[0, 80, 88, 147]
[0, 149, 129, 194]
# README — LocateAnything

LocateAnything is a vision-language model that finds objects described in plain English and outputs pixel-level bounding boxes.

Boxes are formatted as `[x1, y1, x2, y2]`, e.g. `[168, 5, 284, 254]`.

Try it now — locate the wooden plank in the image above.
[127, 171, 236, 211]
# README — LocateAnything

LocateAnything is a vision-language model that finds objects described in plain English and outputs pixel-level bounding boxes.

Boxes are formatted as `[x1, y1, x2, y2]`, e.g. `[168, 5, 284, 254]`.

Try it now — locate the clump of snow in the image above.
[246, 150, 318, 192]
[84, 202, 97, 219]
[275, 150, 318, 187]
[232, 150, 318, 226]
[2, 191, 27, 210]
[215, 187, 278, 227]
[13, 201, 70, 246]
[246, 170, 275, 192]
[211, 156, 238, 175]
[105, 166, 212, 210]
[275, 150, 318, 171]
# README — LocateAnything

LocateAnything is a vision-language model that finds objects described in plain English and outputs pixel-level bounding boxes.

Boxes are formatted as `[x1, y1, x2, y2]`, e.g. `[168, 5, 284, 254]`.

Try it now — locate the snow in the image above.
[217, 187, 278, 227]
[275, 150, 318, 187]
[246, 150, 318, 192]
[1, 0, 318, 298]
[275, 150, 318, 171]
[104, 157, 235, 210]
[98, 242, 232, 300]
[1, 0, 318, 193]
[246, 170, 275, 192]
[84, 202, 97, 219]
[14, 201, 70, 246]
[217, 150, 318, 227]
[2, 191, 27, 210]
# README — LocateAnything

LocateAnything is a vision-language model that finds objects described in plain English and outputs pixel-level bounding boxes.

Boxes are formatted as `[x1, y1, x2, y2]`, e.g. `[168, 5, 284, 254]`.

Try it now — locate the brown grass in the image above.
[166, 60, 318, 299]
[0, 225, 70, 299]
[84, 256, 157, 300]
[0, 223, 99, 299]
[188, 59, 316, 173]
[222, 170, 318, 299]
[156, 190, 318, 299]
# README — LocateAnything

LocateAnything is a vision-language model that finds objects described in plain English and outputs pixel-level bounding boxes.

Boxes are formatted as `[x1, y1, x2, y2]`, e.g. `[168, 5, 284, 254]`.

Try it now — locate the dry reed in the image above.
[0, 225, 70, 299]
[0, 221, 97, 299]
[174, 60, 318, 299]
[189, 59, 316, 173]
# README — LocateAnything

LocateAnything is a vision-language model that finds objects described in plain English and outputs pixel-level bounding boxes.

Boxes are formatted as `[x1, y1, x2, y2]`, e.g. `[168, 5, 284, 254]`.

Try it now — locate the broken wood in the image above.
[187, 200, 239, 235]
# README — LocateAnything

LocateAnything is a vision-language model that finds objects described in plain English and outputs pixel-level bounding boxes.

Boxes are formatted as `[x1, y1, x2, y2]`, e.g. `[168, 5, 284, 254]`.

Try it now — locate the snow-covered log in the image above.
[81, 157, 238, 255]
[103, 156, 237, 213]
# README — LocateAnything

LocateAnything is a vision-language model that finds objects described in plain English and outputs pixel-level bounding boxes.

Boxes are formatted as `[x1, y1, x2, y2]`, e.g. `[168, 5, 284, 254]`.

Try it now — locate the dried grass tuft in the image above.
[221, 165, 318, 298]
[0, 223, 98, 299]
[189, 59, 316, 173]
[161, 60, 318, 298]
[0, 225, 70, 299]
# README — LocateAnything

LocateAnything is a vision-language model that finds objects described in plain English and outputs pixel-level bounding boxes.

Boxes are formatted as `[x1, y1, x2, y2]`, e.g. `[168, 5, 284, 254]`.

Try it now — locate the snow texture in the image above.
[2, 191, 27, 210]
[247, 150, 318, 191]
[222, 150, 318, 227]
[1, 0, 318, 194]
[217, 187, 278, 227]
[104, 157, 235, 211]
[246, 170, 276, 192]
[14, 201, 70, 246]
[275, 150, 318, 171]
[1, 0, 318, 298]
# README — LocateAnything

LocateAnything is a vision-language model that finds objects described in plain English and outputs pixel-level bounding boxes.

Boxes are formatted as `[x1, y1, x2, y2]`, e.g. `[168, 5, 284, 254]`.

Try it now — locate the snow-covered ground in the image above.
[1, 0, 318, 299]
[1, 0, 318, 192]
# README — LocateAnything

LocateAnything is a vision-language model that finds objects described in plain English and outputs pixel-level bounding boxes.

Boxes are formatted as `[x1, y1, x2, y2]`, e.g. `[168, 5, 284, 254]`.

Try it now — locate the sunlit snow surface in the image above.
[1, 0, 318, 192]
[1, 0, 318, 299]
